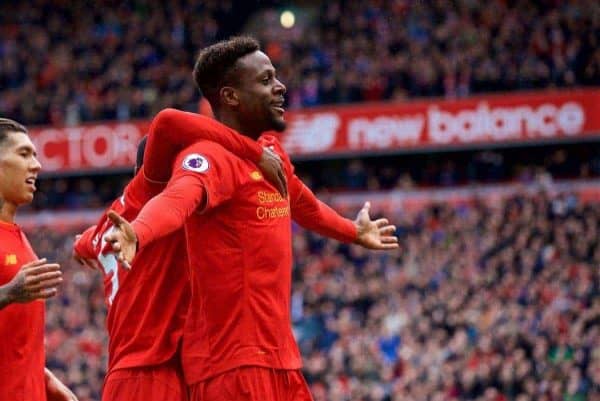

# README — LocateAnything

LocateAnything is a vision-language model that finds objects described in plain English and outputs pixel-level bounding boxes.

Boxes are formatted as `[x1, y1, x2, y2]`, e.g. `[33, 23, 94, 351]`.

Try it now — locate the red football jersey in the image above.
[74, 170, 190, 373]
[74, 109, 271, 374]
[0, 221, 46, 401]
[132, 135, 356, 384]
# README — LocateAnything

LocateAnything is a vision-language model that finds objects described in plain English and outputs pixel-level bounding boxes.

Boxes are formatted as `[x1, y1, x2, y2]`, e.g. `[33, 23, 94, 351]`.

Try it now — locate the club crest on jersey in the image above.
[4, 254, 17, 265]
[182, 154, 210, 173]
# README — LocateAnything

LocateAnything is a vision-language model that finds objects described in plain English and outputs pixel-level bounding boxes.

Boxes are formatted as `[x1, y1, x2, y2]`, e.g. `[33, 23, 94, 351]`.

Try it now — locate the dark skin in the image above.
[211, 50, 288, 194]
[217, 50, 287, 139]
[106, 50, 398, 265]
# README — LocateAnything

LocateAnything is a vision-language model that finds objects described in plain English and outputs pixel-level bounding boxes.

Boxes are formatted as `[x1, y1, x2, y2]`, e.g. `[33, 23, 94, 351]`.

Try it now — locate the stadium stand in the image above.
[2, 0, 600, 400]
[17, 143, 600, 211]
[1, 0, 599, 126]
[35, 189, 600, 401]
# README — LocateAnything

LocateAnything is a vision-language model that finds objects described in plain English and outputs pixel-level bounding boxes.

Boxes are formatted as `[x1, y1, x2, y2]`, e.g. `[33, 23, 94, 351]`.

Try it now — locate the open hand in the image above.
[258, 147, 288, 198]
[105, 210, 138, 269]
[354, 202, 399, 250]
[5, 259, 62, 303]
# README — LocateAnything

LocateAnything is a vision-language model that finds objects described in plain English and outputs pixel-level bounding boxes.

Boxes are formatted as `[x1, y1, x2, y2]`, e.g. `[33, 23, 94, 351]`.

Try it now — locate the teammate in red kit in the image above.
[73, 114, 287, 401]
[0, 118, 78, 401]
[107, 37, 398, 401]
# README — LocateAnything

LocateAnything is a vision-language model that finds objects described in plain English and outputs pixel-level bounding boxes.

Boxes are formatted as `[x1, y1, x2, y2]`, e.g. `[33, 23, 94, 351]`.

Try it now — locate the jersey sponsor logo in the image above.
[256, 205, 290, 220]
[250, 171, 263, 181]
[182, 154, 210, 173]
[256, 191, 289, 220]
[257, 191, 285, 204]
[4, 254, 17, 265]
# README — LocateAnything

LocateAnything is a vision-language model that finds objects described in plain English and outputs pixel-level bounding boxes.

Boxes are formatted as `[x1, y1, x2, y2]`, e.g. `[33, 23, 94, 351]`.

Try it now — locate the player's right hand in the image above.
[105, 210, 137, 269]
[6, 258, 62, 303]
[353, 201, 399, 250]
[259, 147, 288, 198]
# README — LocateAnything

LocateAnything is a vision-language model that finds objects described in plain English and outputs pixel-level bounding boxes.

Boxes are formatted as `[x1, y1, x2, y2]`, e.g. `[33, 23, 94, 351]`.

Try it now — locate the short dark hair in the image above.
[0, 118, 27, 146]
[192, 36, 260, 110]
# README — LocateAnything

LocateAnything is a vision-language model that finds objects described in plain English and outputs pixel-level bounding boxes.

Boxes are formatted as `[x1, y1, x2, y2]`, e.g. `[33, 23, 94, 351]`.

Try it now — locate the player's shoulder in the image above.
[259, 134, 290, 160]
[177, 140, 240, 171]
[154, 108, 212, 126]
[180, 139, 231, 155]
[259, 133, 293, 172]
[258, 133, 283, 150]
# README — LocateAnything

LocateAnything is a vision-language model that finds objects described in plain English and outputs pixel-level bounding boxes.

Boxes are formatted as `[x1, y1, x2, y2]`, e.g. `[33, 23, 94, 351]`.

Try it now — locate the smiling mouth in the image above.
[25, 177, 36, 190]
[272, 105, 285, 114]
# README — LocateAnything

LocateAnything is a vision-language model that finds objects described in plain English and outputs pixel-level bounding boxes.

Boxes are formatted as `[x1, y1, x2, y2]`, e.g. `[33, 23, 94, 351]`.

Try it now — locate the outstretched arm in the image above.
[290, 176, 398, 250]
[106, 140, 239, 266]
[144, 109, 286, 196]
[289, 175, 357, 243]
[105, 174, 206, 267]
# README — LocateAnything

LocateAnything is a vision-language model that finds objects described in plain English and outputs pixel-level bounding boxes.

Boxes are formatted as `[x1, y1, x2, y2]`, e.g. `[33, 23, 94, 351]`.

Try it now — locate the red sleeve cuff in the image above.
[73, 226, 97, 259]
[132, 220, 153, 250]
[340, 219, 358, 243]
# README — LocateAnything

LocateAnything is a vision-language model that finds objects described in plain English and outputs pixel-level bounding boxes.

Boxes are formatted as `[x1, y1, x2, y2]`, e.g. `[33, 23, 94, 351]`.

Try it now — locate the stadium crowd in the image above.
[33, 189, 599, 401]
[1, 0, 600, 126]
[3, 0, 600, 400]
[24, 144, 600, 211]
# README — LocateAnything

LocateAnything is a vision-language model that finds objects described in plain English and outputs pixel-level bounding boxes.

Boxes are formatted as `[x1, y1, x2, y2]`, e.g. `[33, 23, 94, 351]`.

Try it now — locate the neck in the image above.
[218, 110, 262, 140]
[0, 198, 17, 223]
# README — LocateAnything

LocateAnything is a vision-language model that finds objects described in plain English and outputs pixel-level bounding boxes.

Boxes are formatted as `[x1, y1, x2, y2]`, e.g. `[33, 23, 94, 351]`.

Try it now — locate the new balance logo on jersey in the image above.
[4, 254, 17, 265]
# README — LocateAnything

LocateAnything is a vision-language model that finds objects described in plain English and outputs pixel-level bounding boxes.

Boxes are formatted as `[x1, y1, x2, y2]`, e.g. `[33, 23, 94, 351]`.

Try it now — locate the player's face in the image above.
[235, 51, 287, 134]
[0, 132, 41, 206]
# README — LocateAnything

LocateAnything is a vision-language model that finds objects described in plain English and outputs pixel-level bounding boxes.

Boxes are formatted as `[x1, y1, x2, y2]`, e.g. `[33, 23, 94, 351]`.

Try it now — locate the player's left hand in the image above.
[105, 210, 138, 269]
[259, 146, 288, 198]
[353, 201, 399, 250]
[45, 368, 78, 401]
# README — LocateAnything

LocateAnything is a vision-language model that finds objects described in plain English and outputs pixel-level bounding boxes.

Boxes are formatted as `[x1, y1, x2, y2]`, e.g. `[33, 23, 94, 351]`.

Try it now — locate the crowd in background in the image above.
[1, 0, 599, 126]
[264, 0, 600, 108]
[0, 0, 275, 125]
[4, 0, 600, 400]
[34, 191, 599, 401]
[23, 144, 600, 211]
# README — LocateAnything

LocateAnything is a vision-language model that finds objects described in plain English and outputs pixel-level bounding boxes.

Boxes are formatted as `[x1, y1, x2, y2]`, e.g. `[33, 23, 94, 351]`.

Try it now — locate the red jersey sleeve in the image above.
[73, 225, 97, 260]
[258, 134, 357, 243]
[132, 141, 240, 249]
[124, 166, 166, 208]
[143, 108, 263, 183]
[289, 175, 357, 243]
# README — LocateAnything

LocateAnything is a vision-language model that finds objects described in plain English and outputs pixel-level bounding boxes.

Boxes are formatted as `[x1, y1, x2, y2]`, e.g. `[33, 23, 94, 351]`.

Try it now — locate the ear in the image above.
[220, 86, 240, 107]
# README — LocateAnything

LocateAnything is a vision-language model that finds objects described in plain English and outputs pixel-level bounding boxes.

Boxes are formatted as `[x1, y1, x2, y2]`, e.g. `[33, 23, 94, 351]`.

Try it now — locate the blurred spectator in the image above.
[32, 190, 600, 400]
[258, 0, 600, 109]
[0, 0, 277, 125]
[1, 0, 600, 126]
[23, 142, 600, 211]
[292, 191, 599, 401]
